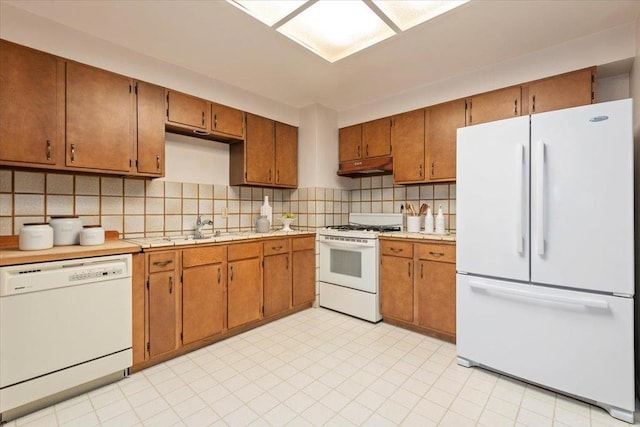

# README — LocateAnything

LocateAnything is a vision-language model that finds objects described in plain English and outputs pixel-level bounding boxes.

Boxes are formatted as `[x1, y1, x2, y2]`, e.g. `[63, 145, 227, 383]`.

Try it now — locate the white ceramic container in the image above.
[79, 225, 105, 246]
[19, 223, 54, 251]
[49, 216, 83, 246]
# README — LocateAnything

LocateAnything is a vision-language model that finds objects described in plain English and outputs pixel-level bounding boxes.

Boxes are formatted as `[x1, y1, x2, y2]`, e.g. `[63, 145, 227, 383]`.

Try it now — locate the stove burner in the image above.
[326, 224, 401, 232]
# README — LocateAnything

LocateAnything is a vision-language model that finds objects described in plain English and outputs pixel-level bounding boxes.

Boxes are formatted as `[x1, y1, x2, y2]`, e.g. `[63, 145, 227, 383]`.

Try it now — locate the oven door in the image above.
[319, 235, 378, 293]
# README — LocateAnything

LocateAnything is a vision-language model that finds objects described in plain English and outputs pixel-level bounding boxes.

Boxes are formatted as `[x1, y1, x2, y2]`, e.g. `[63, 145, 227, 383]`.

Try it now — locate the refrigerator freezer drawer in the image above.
[457, 274, 635, 415]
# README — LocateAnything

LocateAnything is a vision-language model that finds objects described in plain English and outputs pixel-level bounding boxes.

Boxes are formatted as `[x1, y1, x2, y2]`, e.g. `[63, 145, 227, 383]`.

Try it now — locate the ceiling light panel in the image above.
[372, 0, 469, 31]
[228, 0, 308, 26]
[277, 0, 395, 63]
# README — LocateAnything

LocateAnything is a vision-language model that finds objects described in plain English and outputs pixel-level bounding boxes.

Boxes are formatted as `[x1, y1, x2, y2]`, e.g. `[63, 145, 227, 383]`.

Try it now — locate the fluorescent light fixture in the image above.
[372, 1, 469, 31]
[227, 0, 469, 62]
[278, 1, 395, 63]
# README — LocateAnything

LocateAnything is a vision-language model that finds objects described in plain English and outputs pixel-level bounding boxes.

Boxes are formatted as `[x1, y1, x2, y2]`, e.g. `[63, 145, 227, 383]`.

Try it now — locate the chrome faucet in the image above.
[195, 216, 213, 239]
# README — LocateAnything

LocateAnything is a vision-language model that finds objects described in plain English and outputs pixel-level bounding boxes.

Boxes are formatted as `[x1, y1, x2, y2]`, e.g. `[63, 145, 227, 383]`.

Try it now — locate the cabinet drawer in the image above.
[263, 239, 289, 256]
[292, 236, 315, 252]
[228, 241, 261, 261]
[183, 245, 227, 268]
[380, 240, 413, 258]
[148, 251, 176, 273]
[416, 243, 455, 263]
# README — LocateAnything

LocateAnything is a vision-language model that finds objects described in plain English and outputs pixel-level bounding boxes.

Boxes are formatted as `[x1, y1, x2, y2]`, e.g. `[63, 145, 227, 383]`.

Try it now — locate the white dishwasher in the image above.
[0, 254, 133, 422]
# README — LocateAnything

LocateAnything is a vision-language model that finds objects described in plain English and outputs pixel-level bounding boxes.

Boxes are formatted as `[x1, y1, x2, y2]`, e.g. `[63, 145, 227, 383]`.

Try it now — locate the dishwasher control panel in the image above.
[0, 255, 132, 297]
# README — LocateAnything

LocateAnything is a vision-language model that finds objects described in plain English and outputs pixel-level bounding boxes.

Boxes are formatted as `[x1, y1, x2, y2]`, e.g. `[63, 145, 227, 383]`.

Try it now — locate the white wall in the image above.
[598, 75, 630, 102]
[163, 134, 230, 185]
[339, 24, 637, 126]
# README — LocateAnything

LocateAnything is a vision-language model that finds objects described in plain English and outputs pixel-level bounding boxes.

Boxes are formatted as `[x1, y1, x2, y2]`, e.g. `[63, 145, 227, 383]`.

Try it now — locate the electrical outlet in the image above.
[221, 206, 228, 218]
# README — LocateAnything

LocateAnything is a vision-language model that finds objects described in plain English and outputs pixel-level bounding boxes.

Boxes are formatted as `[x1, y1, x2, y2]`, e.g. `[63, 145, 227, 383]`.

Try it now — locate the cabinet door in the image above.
[392, 109, 425, 183]
[132, 253, 146, 366]
[66, 62, 133, 172]
[245, 114, 275, 184]
[380, 255, 413, 322]
[416, 260, 456, 337]
[363, 117, 391, 158]
[275, 122, 298, 187]
[136, 81, 165, 176]
[339, 124, 362, 162]
[166, 90, 207, 129]
[292, 248, 315, 306]
[211, 102, 244, 138]
[427, 99, 466, 181]
[148, 271, 177, 358]
[227, 257, 262, 329]
[0, 40, 60, 166]
[183, 263, 225, 344]
[263, 253, 291, 317]
[529, 68, 594, 114]
[467, 86, 521, 126]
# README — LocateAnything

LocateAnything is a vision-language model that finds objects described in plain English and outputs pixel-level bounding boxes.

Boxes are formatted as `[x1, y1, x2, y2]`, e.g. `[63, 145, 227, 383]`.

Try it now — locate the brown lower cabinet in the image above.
[380, 238, 456, 342]
[134, 235, 316, 371]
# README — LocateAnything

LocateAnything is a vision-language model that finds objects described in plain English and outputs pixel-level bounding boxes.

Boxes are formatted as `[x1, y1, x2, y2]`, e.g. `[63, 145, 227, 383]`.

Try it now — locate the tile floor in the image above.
[6, 308, 637, 427]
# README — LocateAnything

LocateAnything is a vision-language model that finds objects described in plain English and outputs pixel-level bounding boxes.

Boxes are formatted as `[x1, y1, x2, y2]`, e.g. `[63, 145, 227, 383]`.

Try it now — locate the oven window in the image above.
[330, 249, 362, 278]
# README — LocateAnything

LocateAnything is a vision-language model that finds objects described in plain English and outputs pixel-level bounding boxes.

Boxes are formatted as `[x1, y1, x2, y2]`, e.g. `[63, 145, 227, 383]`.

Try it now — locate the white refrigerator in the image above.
[456, 99, 635, 423]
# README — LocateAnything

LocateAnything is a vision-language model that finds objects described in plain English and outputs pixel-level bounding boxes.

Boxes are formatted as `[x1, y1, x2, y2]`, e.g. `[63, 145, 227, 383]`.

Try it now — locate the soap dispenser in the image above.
[435, 204, 445, 234]
[425, 206, 434, 234]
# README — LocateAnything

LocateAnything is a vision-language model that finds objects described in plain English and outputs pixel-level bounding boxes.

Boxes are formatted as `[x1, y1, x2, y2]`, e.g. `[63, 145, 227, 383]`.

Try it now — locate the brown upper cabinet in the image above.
[338, 118, 391, 164]
[66, 61, 134, 173]
[466, 86, 521, 126]
[525, 67, 595, 115]
[211, 102, 245, 139]
[427, 99, 466, 181]
[391, 109, 425, 183]
[229, 113, 298, 188]
[165, 89, 245, 144]
[136, 81, 166, 177]
[0, 40, 63, 168]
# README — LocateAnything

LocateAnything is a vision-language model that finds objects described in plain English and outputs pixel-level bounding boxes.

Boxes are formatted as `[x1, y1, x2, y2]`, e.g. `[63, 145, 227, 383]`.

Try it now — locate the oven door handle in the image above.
[320, 241, 374, 250]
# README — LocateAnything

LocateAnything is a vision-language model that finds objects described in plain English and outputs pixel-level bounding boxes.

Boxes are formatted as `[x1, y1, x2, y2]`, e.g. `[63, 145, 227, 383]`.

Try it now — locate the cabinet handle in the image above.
[390, 247, 403, 253]
[169, 276, 173, 294]
[193, 130, 210, 136]
[213, 114, 217, 129]
[408, 261, 411, 277]
[366, 144, 369, 156]
[156, 155, 160, 171]
[419, 164, 423, 178]
[514, 99, 518, 115]
[532, 95, 536, 113]
[70, 144, 76, 163]
[431, 162, 435, 176]
[153, 260, 173, 267]
[272, 245, 283, 251]
[269, 169, 272, 182]
[286, 256, 289, 270]
[429, 251, 445, 257]
[277, 170, 280, 183]
[202, 111, 205, 126]
[217, 267, 221, 284]
[357, 145, 361, 157]
[230, 266, 234, 281]
[420, 263, 423, 279]
[46, 140, 51, 160]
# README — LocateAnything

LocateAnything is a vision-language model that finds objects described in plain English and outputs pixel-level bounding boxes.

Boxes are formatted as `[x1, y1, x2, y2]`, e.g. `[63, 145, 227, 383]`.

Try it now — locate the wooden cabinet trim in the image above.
[183, 246, 227, 268]
[292, 236, 315, 252]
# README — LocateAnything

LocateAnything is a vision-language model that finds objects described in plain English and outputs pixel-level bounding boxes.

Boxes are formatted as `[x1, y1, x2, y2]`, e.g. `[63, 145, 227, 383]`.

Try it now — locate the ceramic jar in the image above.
[49, 216, 83, 246]
[19, 223, 54, 251]
[80, 225, 105, 246]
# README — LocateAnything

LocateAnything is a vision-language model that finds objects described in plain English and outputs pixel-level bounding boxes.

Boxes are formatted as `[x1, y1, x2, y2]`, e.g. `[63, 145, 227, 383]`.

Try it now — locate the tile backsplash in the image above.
[0, 170, 456, 237]
[350, 175, 456, 231]
[0, 169, 349, 238]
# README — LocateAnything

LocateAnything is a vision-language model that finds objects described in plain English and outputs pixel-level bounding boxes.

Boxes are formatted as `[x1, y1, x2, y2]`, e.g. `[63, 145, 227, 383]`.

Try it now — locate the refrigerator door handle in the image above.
[535, 141, 545, 256]
[515, 143, 524, 254]
[468, 280, 609, 309]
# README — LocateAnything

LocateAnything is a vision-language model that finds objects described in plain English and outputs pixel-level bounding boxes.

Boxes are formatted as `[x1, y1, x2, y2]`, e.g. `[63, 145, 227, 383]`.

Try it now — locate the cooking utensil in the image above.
[418, 203, 428, 216]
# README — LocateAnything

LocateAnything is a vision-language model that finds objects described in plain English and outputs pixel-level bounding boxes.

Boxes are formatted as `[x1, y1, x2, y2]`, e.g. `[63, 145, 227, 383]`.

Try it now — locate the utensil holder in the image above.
[407, 216, 421, 233]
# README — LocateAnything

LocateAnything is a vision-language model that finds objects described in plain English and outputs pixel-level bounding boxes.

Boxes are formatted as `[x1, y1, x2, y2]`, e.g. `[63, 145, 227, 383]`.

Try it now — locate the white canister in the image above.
[19, 223, 54, 251]
[80, 225, 105, 246]
[49, 216, 83, 246]
[406, 216, 421, 233]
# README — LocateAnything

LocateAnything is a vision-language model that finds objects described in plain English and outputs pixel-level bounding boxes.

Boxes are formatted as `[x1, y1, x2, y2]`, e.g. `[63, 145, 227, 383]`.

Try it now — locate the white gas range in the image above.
[318, 213, 402, 322]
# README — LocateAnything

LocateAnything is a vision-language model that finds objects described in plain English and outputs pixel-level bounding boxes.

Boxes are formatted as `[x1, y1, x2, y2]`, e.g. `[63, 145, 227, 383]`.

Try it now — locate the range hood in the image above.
[337, 156, 393, 178]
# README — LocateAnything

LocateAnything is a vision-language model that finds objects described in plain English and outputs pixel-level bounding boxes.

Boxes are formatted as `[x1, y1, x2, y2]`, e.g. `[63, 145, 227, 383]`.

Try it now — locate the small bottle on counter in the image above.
[435, 204, 445, 234]
[425, 206, 434, 233]
[260, 196, 272, 230]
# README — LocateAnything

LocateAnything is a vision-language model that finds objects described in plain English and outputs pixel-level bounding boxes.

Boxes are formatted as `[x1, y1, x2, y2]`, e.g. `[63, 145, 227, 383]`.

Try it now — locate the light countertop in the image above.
[0, 240, 142, 266]
[380, 231, 456, 242]
[125, 230, 316, 249]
